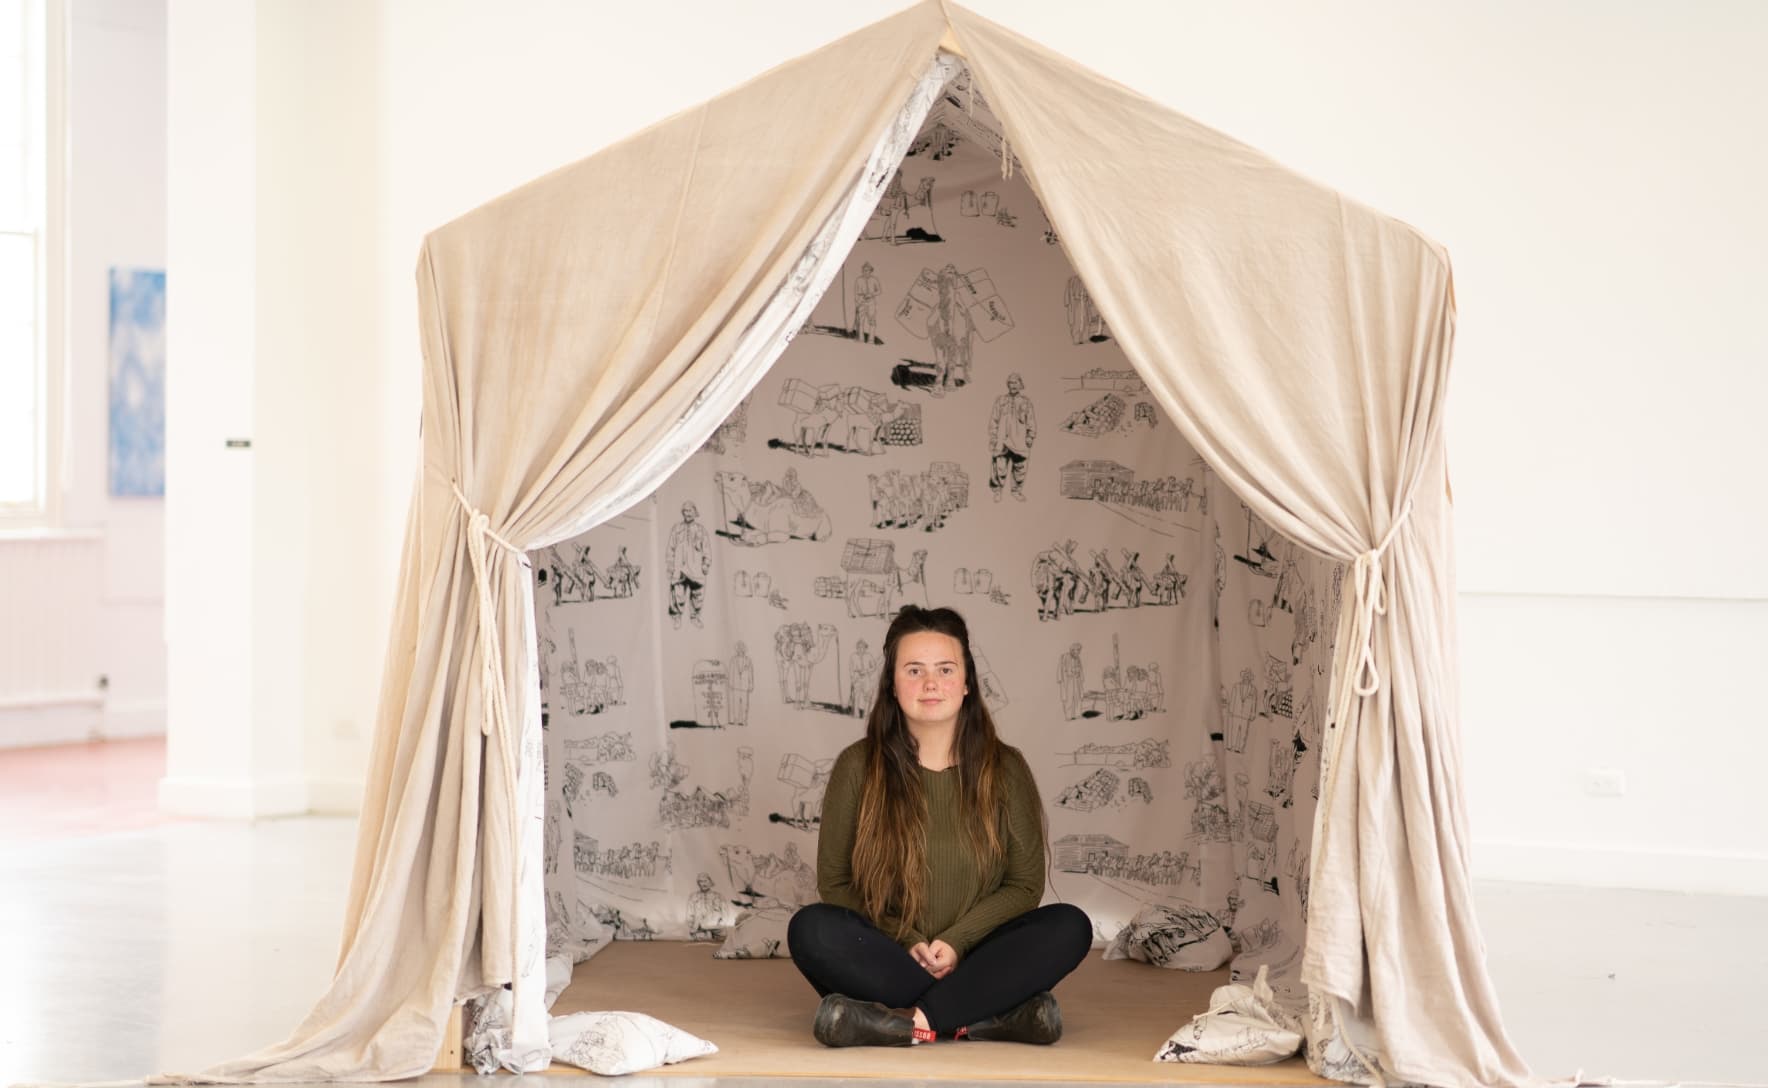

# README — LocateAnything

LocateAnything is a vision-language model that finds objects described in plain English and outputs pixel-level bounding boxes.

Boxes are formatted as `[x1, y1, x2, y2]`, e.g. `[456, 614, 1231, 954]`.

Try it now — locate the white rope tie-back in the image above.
[1328, 499, 1416, 745]
[453, 481, 526, 739]
[1355, 501, 1413, 693]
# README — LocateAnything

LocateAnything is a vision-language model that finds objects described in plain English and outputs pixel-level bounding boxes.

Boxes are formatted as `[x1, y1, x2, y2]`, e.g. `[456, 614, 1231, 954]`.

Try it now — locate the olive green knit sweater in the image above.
[815, 738, 1046, 955]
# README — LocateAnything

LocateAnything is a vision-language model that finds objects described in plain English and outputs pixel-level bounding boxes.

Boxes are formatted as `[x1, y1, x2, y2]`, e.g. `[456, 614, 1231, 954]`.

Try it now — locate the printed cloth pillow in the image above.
[1103, 902, 1232, 970]
[548, 1010, 717, 1076]
[713, 907, 793, 959]
[1155, 964, 1304, 1064]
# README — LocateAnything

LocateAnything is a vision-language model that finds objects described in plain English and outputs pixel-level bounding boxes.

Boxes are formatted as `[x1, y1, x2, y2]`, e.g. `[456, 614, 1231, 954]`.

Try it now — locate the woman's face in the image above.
[893, 630, 967, 731]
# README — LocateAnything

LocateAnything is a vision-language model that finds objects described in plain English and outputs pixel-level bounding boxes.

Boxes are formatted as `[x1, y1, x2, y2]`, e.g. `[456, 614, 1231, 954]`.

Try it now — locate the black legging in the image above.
[787, 902, 1092, 1034]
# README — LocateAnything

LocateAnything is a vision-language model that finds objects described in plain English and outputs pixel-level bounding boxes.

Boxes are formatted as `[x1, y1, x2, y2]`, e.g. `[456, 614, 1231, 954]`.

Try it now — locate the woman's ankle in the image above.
[912, 1007, 930, 1032]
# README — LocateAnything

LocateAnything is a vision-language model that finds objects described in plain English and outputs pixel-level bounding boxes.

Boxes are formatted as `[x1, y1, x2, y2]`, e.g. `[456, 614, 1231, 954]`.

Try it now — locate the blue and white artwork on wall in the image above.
[109, 267, 167, 497]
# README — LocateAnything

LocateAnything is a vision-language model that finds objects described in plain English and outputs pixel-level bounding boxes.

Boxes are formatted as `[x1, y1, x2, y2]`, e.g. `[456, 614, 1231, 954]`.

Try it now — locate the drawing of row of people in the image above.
[573, 837, 670, 881]
[1032, 540, 1187, 620]
[541, 543, 640, 605]
[1080, 848, 1201, 887]
[867, 462, 969, 532]
[563, 730, 635, 765]
[659, 782, 750, 831]
[1086, 474, 1204, 515]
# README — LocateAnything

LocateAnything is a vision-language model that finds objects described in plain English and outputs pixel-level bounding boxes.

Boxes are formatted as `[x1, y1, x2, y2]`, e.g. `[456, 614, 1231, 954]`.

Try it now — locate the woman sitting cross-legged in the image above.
[787, 604, 1092, 1046]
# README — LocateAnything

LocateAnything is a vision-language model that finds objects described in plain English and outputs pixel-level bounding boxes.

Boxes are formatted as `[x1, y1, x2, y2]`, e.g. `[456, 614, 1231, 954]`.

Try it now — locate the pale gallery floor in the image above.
[1, 740, 1763, 1088]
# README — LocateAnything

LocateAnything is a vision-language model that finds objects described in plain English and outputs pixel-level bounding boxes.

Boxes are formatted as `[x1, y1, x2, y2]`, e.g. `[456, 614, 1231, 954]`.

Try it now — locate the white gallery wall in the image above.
[160, 0, 1767, 891]
[67, 0, 169, 742]
[163, 0, 383, 815]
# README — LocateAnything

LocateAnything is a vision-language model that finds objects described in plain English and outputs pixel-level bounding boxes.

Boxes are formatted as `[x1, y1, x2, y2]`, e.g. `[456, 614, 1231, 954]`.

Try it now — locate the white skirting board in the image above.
[1473, 838, 1768, 897]
[306, 777, 365, 816]
[0, 699, 104, 749]
[0, 698, 167, 749]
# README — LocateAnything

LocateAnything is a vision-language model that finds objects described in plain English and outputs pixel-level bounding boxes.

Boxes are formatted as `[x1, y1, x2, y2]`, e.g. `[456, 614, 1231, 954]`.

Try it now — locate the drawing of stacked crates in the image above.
[880, 402, 922, 446]
[840, 537, 897, 618]
[1062, 393, 1127, 436]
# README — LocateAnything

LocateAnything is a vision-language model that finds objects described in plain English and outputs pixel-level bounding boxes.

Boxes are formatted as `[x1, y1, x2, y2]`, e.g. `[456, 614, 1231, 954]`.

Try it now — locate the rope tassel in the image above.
[1328, 500, 1414, 734]
[454, 482, 526, 739]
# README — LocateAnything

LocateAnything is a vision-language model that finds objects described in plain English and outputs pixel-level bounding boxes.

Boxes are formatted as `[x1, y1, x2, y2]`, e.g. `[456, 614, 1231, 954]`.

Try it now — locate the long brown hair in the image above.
[850, 605, 1009, 939]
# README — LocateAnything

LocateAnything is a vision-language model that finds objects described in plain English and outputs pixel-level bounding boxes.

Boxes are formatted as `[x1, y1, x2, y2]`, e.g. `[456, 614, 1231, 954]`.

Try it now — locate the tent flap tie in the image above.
[452, 481, 527, 739]
[1330, 499, 1415, 736]
[1353, 500, 1413, 698]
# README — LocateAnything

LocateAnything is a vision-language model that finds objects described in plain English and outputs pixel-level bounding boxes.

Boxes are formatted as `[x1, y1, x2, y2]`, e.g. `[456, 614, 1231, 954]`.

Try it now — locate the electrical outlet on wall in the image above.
[1585, 768, 1627, 797]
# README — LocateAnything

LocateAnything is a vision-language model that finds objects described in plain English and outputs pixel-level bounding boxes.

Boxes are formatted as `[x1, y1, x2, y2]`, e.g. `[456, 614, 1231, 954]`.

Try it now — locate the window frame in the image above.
[1, 0, 67, 531]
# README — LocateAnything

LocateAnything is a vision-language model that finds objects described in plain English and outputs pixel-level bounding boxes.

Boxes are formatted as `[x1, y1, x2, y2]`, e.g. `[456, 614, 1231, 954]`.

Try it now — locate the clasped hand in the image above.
[909, 939, 958, 979]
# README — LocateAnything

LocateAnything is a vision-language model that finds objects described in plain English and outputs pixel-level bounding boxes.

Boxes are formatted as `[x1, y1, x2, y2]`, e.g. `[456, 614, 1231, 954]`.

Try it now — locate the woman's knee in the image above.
[786, 902, 847, 959]
[786, 902, 832, 948]
[1045, 902, 1094, 961]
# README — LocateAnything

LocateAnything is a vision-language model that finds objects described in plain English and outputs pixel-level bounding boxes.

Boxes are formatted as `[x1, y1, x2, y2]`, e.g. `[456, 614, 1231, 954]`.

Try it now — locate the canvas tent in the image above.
[156, 3, 1530, 1086]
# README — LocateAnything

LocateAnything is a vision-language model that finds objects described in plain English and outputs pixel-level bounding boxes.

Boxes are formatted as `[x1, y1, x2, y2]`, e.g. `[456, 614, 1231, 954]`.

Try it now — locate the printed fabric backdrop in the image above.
[534, 80, 1342, 993]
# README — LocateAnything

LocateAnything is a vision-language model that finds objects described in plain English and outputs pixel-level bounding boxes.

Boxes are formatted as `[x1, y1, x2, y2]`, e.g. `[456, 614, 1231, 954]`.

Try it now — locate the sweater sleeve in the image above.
[815, 744, 930, 947]
[933, 749, 1046, 956]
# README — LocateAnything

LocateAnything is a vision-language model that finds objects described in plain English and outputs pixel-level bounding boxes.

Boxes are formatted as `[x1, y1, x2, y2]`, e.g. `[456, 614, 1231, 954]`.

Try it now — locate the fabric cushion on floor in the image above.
[546, 940, 1329, 1083]
[548, 1009, 717, 1075]
[1103, 902, 1234, 971]
[712, 907, 794, 959]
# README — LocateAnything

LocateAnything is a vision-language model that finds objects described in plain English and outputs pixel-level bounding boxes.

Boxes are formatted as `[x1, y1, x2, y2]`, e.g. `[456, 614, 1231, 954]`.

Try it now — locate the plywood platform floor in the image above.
[552, 941, 1328, 1083]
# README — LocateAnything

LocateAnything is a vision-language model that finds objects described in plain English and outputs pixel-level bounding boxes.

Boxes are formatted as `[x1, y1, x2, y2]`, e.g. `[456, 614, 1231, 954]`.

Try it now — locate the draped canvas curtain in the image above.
[158, 2, 1530, 1083]
[155, 5, 955, 1081]
[941, 7, 1527, 1086]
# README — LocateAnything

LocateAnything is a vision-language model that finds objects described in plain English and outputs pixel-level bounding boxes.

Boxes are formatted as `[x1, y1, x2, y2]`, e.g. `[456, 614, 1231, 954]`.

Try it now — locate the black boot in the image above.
[813, 993, 920, 1047]
[958, 991, 1062, 1044]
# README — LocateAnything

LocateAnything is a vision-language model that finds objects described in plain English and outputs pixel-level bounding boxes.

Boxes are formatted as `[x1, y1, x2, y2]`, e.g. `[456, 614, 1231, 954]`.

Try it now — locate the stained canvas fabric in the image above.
[153, 6, 958, 1082]
[154, 3, 1529, 1085]
[943, 11, 1526, 1087]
